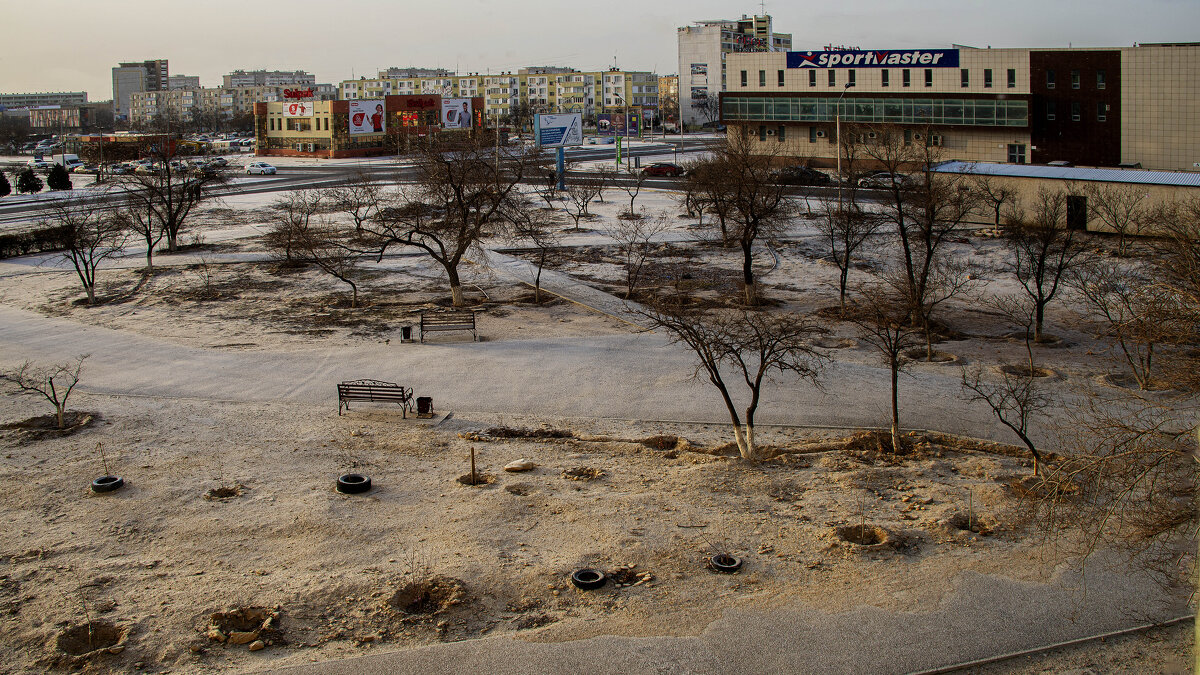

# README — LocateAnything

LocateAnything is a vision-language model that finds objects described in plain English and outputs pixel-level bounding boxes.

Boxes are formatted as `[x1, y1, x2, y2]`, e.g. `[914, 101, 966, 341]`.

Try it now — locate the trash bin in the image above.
[416, 397, 433, 418]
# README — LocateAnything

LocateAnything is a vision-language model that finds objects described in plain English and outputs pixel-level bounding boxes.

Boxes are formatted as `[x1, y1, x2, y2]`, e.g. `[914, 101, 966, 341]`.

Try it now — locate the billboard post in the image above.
[535, 114, 583, 189]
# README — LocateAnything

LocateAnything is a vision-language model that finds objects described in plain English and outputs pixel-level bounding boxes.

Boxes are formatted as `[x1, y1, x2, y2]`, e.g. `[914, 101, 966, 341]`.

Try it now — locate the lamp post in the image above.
[835, 82, 855, 211]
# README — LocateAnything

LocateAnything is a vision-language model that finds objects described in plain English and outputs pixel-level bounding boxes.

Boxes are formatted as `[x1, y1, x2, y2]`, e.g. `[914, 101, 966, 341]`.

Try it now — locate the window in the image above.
[902, 69, 911, 87]
[1046, 69, 1055, 89]
[1046, 101, 1056, 121]
[828, 69, 836, 87]
[269, 118, 275, 131]
[846, 69, 855, 87]
[1007, 143, 1026, 164]
[1007, 69, 1016, 88]
[809, 126, 817, 143]
[984, 69, 993, 88]
[777, 125, 785, 141]
[778, 70, 784, 86]
[740, 70, 747, 87]
[1071, 70, 1080, 89]
[1071, 101, 1081, 121]
[881, 69, 890, 87]
[925, 69, 933, 87]
[808, 70, 816, 87]
[759, 70, 766, 86]
[961, 68, 969, 87]
[758, 124, 767, 141]
[904, 129, 913, 146]
[1096, 70, 1107, 89]
[1097, 102, 1107, 122]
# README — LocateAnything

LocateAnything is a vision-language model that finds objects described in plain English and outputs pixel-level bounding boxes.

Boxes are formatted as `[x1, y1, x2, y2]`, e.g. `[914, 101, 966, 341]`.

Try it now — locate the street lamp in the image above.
[835, 82, 855, 211]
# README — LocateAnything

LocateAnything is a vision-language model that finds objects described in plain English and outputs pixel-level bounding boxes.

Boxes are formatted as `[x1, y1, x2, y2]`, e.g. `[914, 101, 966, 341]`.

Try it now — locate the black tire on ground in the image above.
[91, 475, 124, 493]
[709, 554, 743, 573]
[336, 474, 372, 494]
[570, 568, 607, 590]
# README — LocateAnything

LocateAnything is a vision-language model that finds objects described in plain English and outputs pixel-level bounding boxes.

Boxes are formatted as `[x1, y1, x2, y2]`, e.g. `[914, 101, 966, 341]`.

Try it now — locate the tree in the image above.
[1005, 188, 1088, 341]
[365, 133, 539, 307]
[266, 190, 325, 264]
[635, 304, 825, 460]
[960, 365, 1052, 475]
[692, 96, 722, 128]
[0, 115, 32, 155]
[43, 193, 129, 304]
[503, 195, 561, 303]
[328, 172, 384, 233]
[607, 212, 671, 299]
[815, 194, 883, 313]
[16, 168, 43, 194]
[0, 171, 10, 198]
[849, 287, 925, 453]
[4, 355, 88, 429]
[1071, 257, 1170, 390]
[684, 160, 736, 246]
[1084, 182, 1148, 256]
[703, 128, 795, 304]
[563, 177, 602, 230]
[114, 150, 225, 253]
[46, 164, 73, 191]
[616, 164, 648, 217]
[970, 171, 1019, 230]
[290, 220, 366, 308]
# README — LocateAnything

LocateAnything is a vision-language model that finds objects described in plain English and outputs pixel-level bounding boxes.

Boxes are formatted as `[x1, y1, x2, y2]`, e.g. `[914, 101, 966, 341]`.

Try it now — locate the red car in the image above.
[641, 162, 685, 177]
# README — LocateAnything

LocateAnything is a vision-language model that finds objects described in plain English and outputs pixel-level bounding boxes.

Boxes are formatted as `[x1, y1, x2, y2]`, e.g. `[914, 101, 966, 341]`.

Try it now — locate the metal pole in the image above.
[836, 83, 854, 212]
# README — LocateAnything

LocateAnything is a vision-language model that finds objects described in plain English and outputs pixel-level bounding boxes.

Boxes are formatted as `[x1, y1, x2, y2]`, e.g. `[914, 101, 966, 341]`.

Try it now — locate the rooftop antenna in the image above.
[760, 0, 766, 15]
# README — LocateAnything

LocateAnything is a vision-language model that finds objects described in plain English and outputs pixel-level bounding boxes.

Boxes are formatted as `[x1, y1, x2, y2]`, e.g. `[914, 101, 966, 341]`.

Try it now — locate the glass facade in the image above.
[722, 96, 1029, 127]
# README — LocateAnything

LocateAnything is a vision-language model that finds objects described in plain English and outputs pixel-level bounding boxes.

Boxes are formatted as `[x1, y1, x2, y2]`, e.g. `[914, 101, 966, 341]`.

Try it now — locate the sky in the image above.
[3, 0, 1198, 101]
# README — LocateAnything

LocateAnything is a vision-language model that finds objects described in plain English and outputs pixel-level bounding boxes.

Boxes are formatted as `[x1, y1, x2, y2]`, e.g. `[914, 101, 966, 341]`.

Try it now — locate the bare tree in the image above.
[693, 96, 722, 128]
[114, 152, 225, 253]
[1071, 258, 1170, 390]
[265, 190, 325, 264]
[563, 176, 602, 231]
[1005, 188, 1088, 342]
[5, 355, 89, 428]
[961, 365, 1052, 475]
[290, 221, 365, 308]
[970, 171, 1020, 230]
[1084, 182, 1149, 255]
[616, 164, 648, 217]
[634, 304, 825, 460]
[503, 195, 562, 303]
[985, 293, 1040, 376]
[849, 288, 925, 453]
[42, 194, 130, 305]
[328, 172, 384, 233]
[683, 159, 735, 246]
[607, 212, 671, 299]
[815, 195, 883, 313]
[365, 134, 538, 307]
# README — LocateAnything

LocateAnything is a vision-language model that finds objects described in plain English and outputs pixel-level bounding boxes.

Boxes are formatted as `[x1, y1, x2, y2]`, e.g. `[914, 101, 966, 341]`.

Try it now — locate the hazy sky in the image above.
[4, 0, 1197, 100]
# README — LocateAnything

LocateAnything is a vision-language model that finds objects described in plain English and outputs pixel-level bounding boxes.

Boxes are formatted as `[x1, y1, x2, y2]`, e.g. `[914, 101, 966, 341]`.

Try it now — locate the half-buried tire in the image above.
[336, 473, 372, 494]
[570, 568, 606, 590]
[91, 475, 124, 493]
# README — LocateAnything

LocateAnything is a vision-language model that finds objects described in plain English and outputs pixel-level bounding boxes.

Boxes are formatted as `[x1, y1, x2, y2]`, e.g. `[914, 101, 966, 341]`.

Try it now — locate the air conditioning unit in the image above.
[815, 129, 827, 138]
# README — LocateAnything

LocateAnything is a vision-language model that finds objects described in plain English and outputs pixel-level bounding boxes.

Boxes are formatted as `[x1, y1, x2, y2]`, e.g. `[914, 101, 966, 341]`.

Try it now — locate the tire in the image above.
[570, 568, 606, 590]
[709, 554, 743, 573]
[336, 473, 372, 494]
[91, 475, 124, 493]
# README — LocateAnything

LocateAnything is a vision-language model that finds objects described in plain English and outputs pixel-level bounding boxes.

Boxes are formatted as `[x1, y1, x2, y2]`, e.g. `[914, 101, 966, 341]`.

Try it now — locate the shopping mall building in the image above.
[254, 94, 484, 158]
[721, 42, 1200, 172]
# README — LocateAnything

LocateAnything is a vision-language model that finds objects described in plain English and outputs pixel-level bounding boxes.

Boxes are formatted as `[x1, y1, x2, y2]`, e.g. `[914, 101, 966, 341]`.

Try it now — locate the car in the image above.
[107, 163, 132, 175]
[642, 162, 685, 177]
[71, 163, 99, 174]
[858, 172, 909, 189]
[26, 159, 53, 170]
[245, 161, 277, 175]
[207, 157, 228, 167]
[770, 166, 831, 186]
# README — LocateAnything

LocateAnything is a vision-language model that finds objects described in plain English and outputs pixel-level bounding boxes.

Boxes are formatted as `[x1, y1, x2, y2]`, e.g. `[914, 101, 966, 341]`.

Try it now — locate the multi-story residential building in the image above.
[339, 66, 658, 125]
[720, 42, 1200, 172]
[0, 91, 88, 109]
[223, 70, 316, 88]
[678, 15, 791, 128]
[112, 59, 168, 119]
[168, 75, 201, 90]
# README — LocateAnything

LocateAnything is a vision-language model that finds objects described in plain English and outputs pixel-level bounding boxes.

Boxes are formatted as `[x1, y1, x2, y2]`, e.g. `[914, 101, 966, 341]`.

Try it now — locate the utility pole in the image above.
[835, 82, 854, 212]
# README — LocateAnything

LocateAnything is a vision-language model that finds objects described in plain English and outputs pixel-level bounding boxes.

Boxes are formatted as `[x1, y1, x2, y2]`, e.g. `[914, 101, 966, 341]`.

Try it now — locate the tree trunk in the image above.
[1034, 301, 1045, 342]
[55, 404, 65, 429]
[145, 246, 154, 273]
[742, 241, 756, 305]
[446, 266, 465, 307]
[85, 284, 96, 305]
[890, 357, 902, 453]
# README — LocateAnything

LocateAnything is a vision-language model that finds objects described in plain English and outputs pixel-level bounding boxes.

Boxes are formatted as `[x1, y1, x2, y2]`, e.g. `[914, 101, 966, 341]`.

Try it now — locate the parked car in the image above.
[108, 163, 132, 175]
[207, 157, 228, 167]
[245, 161, 277, 175]
[770, 166, 831, 186]
[26, 159, 53, 170]
[642, 162, 685, 177]
[858, 172, 909, 189]
[71, 163, 99, 174]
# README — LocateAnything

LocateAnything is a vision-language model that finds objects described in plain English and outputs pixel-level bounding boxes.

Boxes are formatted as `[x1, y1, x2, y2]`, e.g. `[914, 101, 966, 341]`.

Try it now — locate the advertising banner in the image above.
[787, 49, 959, 69]
[349, 99, 385, 135]
[535, 113, 583, 148]
[442, 98, 472, 129]
[596, 112, 640, 137]
[690, 63, 708, 84]
[283, 101, 314, 117]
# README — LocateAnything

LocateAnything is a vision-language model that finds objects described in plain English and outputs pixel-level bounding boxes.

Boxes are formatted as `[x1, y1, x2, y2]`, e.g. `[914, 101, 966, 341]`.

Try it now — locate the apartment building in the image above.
[112, 59, 168, 119]
[0, 91, 88, 109]
[677, 15, 791, 127]
[168, 75, 201, 90]
[721, 42, 1200, 172]
[127, 84, 334, 125]
[223, 70, 317, 88]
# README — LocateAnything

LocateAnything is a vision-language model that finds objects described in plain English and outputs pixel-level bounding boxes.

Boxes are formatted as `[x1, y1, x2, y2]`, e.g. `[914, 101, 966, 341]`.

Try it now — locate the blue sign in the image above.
[787, 49, 959, 69]
[535, 113, 582, 148]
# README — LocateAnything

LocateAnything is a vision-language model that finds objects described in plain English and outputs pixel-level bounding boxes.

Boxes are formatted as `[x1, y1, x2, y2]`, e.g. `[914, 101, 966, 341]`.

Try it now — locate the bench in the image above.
[337, 379, 413, 417]
[420, 310, 477, 342]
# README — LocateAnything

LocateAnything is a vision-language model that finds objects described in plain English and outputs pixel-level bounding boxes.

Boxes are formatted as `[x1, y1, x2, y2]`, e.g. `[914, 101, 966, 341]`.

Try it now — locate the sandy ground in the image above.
[0, 185, 1193, 673]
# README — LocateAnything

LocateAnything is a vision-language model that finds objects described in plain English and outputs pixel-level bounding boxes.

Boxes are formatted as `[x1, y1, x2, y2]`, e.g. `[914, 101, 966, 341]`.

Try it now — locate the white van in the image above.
[52, 154, 84, 171]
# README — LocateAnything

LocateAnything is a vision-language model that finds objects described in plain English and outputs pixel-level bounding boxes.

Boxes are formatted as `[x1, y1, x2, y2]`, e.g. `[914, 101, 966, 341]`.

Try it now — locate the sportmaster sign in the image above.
[787, 49, 960, 69]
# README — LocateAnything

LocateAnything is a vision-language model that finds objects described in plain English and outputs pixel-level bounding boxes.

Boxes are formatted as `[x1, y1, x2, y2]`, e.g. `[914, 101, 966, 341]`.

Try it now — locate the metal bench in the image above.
[337, 379, 413, 417]
[420, 310, 477, 342]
